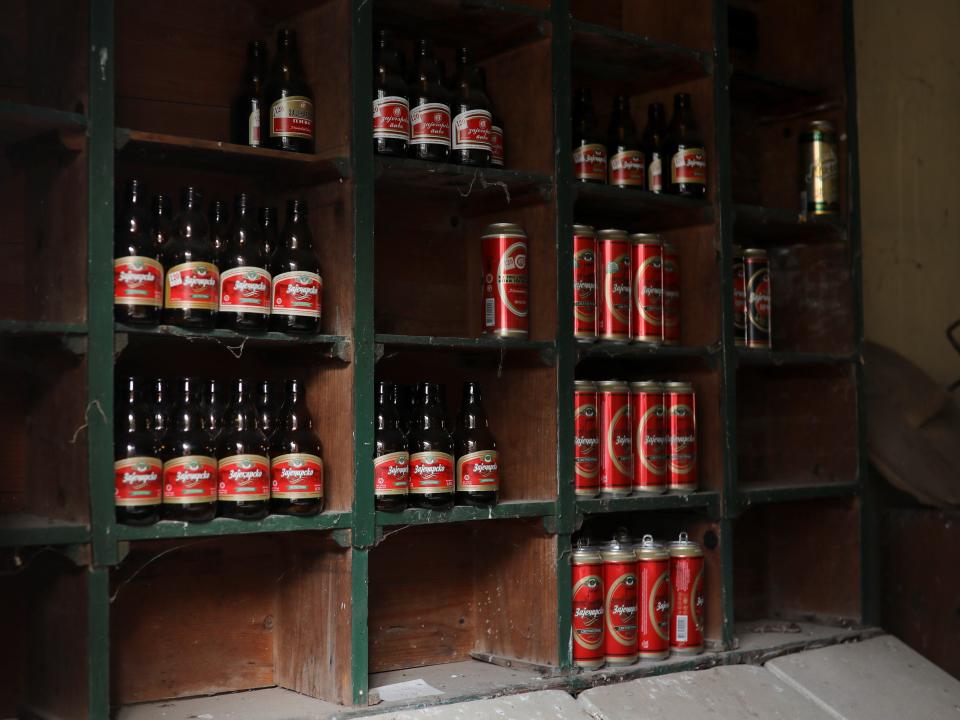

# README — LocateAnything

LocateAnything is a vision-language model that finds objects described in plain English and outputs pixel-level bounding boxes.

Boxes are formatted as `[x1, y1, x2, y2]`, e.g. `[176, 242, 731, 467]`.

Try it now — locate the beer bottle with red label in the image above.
[408, 38, 450, 163]
[231, 40, 267, 148]
[573, 88, 607, 183]
[264, 28, 314, 154]
[114, 179, 162, 325]
[450, 47, 492, 166]
[162, 377, 217, 523]
[258, 205, 279, 259]
[408, 382, 455, 510]
[257, 378, 282, 443]
[666, 93, 707, 198]
[203, 379, 226, 442]
[271, 378, 323, 516]
[115, 376, 162, 526]
[163, 187, 219, 329]
[607, 95, 644, 189]
[150, 377, 171, 442]
[219, 193, 270, 331]
[374, 380, 409, 512]
[373, 29, 409, 157]
[217, 378, 271, 520]
[209, 200, 229, 253]
[478, 67, 505, 168]
[270, 199, 322, 333]
[641, 103, 667, 195]
[149, 193, 174, 251]
[454, 381, 499, 507]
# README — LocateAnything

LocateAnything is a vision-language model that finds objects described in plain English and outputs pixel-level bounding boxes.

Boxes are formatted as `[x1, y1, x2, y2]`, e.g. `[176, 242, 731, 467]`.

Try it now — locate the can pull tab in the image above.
[678, 531, 689, 542]
[641, 533, 655, 545]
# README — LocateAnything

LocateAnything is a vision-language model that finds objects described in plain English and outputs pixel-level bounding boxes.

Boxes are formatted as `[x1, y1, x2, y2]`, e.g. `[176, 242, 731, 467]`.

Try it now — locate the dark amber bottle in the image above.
[607, 95, 644, 189]
[373, 29, 410, 157]
[161, 377, 217, 523]
[408, 382, 455, 510]
[263, 29, 314, 154]
[573, 88, 607, 183]
[270, 199, 322, 334]
[162, 187, 218, 329]
[408, 39, 449, 162]
[217, 378, 271, 520]
[641, 102, 667, 194]
[115, 376, 162, 525]
[374, 380, 409, 512]
[665, 93, 707, 198]
[271, 379, 324, 516]
[114, 179, 162, 325]
[231, 40, 267, 147]
[454, 381, 499, 507]
[218, 193, 270, 332]
[450, 48, 492, 167]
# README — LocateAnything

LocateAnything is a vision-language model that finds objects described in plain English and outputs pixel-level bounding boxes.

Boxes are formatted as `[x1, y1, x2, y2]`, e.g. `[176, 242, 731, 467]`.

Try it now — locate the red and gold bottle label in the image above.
[162, 455, 217, 504]
[374, 451, 410, 496]
[114, 456, 162, 506]
[271, 95, 314, 140]
[671, 147, 707, 185]
[490, 125, 505, 166]
[271, 452, 323, 499]
[219, 266, 271, 314]
[114, 256, 163, 308]
[164, 262, 219, 310]
[408, 451, 454, 495]
[648, 152, 663, 193]
[609, 150, 645, 187]
[452, 109, 492, 151]
[410, 102, 450, 147]
[374, 95, 411, 141]
[456, 449, 499, 492]
[272, 270, 322, 319]
[218, 453, 270, 502]
[574, 143, 607, 182]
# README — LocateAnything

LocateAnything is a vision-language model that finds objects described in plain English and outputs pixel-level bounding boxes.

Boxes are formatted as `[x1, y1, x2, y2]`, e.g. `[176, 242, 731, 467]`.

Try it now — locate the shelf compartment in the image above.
[576, 490, 719, 516]
[572, 0, 715, 54]
[736, 348, 856, 368]
[733, 203, 846, 244]
[111, 534, 353, 706]
[573, 183, 714, 231]
[0, 101, 86, 149]
[375, 333, 555, 365]
[577, 342, 719, 362]
[114, 510, 351, 542]
[0, 515, 90, 548]
[377, 500, 554, 528]
[737, 482, 860, 511]
[729, 69, 837, 119]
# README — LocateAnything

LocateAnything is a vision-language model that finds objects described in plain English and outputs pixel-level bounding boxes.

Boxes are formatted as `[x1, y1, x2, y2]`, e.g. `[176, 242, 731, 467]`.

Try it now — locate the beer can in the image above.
[629, 381, 667, 494]
[574, 380, 600, 498]
[481, 223, 528, 338]
[661, 243, 681, 345]
[630, 234, 663, 344]
[597, 380, 632, 496]
[732, 246, 746, 347]
[669, 532, 705, 655]
[597, 229, 630, 342]
[635, 534, 670, 660]
[571, 544, 605, 669]
[573, 225, 598, 342]
[602, 538, 638, 665]
[744, 248, 771, 349]
[665, 381, 697, 493]
[799, 120, 839, 216]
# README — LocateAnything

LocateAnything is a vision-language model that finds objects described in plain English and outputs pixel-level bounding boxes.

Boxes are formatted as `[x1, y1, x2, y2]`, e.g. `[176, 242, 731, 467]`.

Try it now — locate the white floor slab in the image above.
[351, 689, 594, 720]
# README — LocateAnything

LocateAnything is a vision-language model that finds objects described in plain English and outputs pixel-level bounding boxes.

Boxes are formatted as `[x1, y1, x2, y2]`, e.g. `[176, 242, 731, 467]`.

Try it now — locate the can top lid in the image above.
[601, 536, 637, 562]
[574, 380, 598, 391]
[482, 222, 526, 237]
[573, 224, 596, 235]
[595, 379, 629, 390]
[807, 120, 835, 132]
[663, 380, 694, 391]
[630, 380, 665, 392]
[668, 531, 703, 557]
[742, 247, 768, 258]
[629, 232, 661, 244]
[597, 228, 628, 239]
[635, 533, 669, 560]
[571, 538, 603, 563]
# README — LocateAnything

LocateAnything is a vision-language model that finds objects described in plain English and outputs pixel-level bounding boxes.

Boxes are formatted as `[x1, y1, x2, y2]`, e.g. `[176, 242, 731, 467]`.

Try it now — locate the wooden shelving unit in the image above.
[0, 0, 868, 717]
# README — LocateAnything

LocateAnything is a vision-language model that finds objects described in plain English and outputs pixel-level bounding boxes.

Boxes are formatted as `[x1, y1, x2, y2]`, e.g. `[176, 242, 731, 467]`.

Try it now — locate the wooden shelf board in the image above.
[729, 69, 842, 120]
[576, 491, 719, 516]
[0, 514, 90, 548]
[375, 333, 555, 363]
[113, 510, 352, 541]
[733, 203, 846, 243]
[577, 342, 718, 362]
[0, 101, 86, 147]
[736, 348, 857, 367]
[573, 183, 714, 231]
[572, 21, 710, 89]
[737, 482, 860, 509]
[377, 500, 555, 528]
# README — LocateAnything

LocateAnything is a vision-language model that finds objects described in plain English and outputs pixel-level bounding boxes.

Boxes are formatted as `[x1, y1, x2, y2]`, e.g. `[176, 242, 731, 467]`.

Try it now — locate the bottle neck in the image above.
[226, 391, 259, 431]
[282, 389, 312, 432]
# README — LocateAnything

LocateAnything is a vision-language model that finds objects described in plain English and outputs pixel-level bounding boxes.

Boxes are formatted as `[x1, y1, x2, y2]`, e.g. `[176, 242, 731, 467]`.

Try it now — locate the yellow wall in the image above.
[855, 0, 960, 386]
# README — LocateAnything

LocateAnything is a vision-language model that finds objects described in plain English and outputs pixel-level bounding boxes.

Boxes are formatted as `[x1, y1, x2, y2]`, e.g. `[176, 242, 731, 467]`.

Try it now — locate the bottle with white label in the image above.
[218, 193, 270, 331]
[373, 29, 410, 157]
[162, 187, 219, 329]
[450, 47, 492, 166]
[665, 93, 707, 198]
[230, 40, 267, 148]
[270, 199, 322, 334]
[263, 29, 314, 154]
[408, 38, 450, 162]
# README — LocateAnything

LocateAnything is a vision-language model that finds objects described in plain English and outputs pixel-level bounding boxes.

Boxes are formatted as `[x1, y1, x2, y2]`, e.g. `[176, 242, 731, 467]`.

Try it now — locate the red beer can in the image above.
[665, 381, 697, 493]
[574, 380, 600, 498]
[573, 225, 598, 342]
[635, 534, 670, 660]
[481, 223, 528, 338]
[602, 538, 638, 665]
[597, 229, 631, 342]
[629, 381, 667, 494]
[597, 380, 632, 496]
[661, 242, 681, 345]
[732, 246, 746, 347]
[630, 233, 663, 344]
[669, 532, 705, 654]
[571, 544, 605, 669]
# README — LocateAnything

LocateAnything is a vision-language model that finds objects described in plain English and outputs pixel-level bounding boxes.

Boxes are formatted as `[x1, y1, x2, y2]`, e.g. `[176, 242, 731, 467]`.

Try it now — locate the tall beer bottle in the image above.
[219, 193, 271, 331]
[408, 382, 455, 510]
[150, 377, 171, 441]
[271, 378, 323, 516]
[162, 377, 217, 523]
[642, 103, 667, 194]
[203, 379, 227, 442]
[373, 29, 410, 157]
[264, 29, 314, 154]
[209, 200, 230, 252]
[114, 179, 162, 325]
[374, 380, 409, 512]
[258, 205, 279, 259]
[257, 378, 282, 442]
[573, 88, 607, 183]
[450, 47, 492, 166]
[270, 199, 322, 333]
[163, 187, 219, 328]
[217, 378, 271, 520]
[408, 38, 450, 162]
[231, 40, 267, 148]
[454, 381, 499, 507]
[607, 95, 644, 189]
[115, 376, 162, 525]
[666, 93, 707, 198]
[149, 193, 174, 251]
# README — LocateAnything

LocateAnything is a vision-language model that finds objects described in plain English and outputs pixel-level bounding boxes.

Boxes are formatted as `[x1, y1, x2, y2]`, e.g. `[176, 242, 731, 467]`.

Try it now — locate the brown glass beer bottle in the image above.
[573, 88, 607, 183]
[209, 200, 230, 253]
[270, 199, 322, 333]
[258, 205, 279, 259]
[607, 95, 644, 189]
[161, 377, 217, 523]
[162, 187, 219, 329]
[115, 376, 162, 525]
[114, 179, 162, 325]
[642, 102, 667, 194]
[231, 40, 267, 148]
[217, 378, 271, 520]
[373, 29, 410, 157]
[218, 193, 271, 331]
[450, 47, 492, 166]
[454, 381, 499, 507]
[264, 29, 314, 154]
[271, 378, 324, 516]
[203, 378, 226, 442]
[149, 193, 174, 251]
[408, 38, 450, 162]
[374, 380, 409, 512]
[257, 378, 282, 443]
[666, 93, 707, 198]
[408, 382, 455, 510]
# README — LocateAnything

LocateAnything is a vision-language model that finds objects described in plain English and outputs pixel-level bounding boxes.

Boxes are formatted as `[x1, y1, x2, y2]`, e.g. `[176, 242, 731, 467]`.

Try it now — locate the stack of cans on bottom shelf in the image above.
[571, 532, 705, 669]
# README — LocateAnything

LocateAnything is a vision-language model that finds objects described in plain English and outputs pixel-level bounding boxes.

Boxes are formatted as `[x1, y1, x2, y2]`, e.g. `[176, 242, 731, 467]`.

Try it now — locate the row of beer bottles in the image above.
[115, 376, 324, 526]
[114, 180, 322, 333]
[374, 380, 500, 512]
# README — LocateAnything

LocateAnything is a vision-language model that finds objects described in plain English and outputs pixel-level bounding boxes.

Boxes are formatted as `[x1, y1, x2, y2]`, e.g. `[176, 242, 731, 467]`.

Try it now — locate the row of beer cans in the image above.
[573, 226, 680, 344]
[572, 532, 705, 668]
[574, 379, 698, 496]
